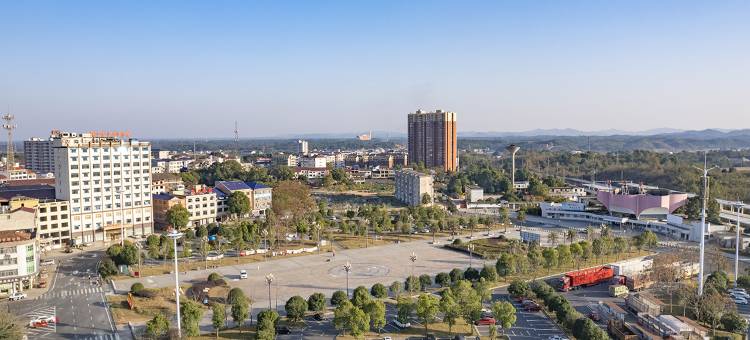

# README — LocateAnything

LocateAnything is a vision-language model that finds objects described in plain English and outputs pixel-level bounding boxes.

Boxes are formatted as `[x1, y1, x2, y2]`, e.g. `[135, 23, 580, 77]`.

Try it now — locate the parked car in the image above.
[275, 326, 291, 334]
[729, 287, 747, 294]
[393, 318, 411, 328]
[206, 252, 224, 261]
[548, 336, 569, 340]
[588, 311, 601, 321]
[239, 270, 248, 279]
[313, 313, 324, 321]
[8, 292, 27, 301]
[40, 259, 55, 266]
[28, 319, 48, 328]
[731, 291, 749, 298]
[734, 297, 748, 305]
[474, 317, 497, 326]
[525, 302, 541, 312]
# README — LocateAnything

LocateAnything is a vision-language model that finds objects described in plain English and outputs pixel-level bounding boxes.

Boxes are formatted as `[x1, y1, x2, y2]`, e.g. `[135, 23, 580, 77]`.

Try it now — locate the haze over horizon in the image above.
[1, 1, 748, 140]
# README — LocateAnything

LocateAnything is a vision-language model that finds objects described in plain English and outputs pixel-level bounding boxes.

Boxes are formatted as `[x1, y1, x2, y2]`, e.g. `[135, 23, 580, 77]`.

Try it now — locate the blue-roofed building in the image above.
[214, 180, 272, 218]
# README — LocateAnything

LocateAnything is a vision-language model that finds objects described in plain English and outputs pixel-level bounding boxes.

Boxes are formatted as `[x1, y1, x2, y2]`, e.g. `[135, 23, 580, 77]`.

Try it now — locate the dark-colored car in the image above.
[313, 313, 324, 321]
[275, 326, 291, 334]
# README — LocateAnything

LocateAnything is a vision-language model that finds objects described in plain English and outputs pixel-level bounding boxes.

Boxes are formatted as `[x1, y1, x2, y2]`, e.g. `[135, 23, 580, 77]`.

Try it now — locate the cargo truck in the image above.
[609, 258, 653, 277]
[625, 275, 654, 291]
[553, 266, 615, 291]
[609, 284, 629, 297]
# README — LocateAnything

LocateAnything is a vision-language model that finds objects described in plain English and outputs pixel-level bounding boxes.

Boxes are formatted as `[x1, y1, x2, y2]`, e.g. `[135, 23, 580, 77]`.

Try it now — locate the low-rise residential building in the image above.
[466, 186, 484, 203]
[152, 173, 185, 195]
[369, 154, 394, 168]
[395, 169, 433, 206]
[294, 167, 329, 181]
[548, 186, 586, 201]
[370, 168, 394, 179]
[300, 156, 327, 168]
[214, 181, 272, 217]
[36, 200, 70, 249]
[272, 153, 298, 167]
[152, 186, 218, 228]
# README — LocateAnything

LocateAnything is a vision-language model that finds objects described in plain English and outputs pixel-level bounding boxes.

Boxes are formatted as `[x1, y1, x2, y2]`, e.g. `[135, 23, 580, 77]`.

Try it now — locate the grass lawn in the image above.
[108, 287, 199, 324]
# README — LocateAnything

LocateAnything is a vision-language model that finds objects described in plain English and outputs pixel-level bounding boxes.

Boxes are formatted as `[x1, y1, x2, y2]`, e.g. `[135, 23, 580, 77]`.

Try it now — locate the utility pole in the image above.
[694, 153, 717, 296]
[734, 201, 744, 288]
[166, 230, 184, 338]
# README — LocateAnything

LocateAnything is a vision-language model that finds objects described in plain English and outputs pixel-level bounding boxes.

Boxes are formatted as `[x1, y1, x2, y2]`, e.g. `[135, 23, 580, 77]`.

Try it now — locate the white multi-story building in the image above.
[0, 230, 38, 296]
[298, 140, 309, 155]
[300, 156, 327, 168]
[395, 169, 433, 206]
[52, 131, 153, 244]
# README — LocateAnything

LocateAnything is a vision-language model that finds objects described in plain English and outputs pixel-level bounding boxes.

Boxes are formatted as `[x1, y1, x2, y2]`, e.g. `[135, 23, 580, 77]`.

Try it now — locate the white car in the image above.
[731, 292, 750, 299]
[8, 292, 27, 301]
[733, 297, 748, 305]
[40, 259, 55, 266]
[393, 319, 411, 329]
[729, 287, 747, 293]
[548, 336, 569, 340]
[239, 270, 248, 279]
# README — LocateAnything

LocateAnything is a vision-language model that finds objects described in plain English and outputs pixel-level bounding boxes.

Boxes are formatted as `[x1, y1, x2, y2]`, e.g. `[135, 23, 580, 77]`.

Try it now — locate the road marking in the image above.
[102, 290, 116, 333]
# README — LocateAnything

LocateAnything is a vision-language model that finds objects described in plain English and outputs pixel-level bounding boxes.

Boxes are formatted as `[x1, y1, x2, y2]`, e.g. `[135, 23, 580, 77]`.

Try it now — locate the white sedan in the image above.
[733, 297, 748, 305]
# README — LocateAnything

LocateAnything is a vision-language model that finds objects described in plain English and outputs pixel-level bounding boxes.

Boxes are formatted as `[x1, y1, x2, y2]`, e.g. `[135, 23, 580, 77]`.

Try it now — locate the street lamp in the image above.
[166, 230, 184, 338]
[694, 155, 718, 296]
[468, 244, 475, 268]
[409, 252, 417, 277]
[734, 201, 744, 288]
[265, 273, 274, 310]
[343, 262, 352, 296]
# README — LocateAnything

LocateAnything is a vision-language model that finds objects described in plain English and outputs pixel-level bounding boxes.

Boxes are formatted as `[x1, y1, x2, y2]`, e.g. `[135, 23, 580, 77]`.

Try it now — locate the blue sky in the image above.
[1, 1, 748, 139]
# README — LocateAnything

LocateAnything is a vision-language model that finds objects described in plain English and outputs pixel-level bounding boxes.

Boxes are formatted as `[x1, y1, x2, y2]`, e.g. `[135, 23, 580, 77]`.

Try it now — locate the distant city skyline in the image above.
[1, 1, 748, 140]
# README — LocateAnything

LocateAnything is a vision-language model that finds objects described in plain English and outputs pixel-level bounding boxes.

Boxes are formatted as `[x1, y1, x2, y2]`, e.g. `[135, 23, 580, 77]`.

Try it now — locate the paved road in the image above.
[3, 251, 119, 340]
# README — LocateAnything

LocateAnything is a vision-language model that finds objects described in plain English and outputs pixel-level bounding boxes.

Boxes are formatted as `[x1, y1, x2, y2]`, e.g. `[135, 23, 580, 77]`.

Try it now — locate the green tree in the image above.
[508, 279, 530, 298]
[573, 317, 608, 340]
[331, 290, 348, 306]
[406, 275, 421, 293]
[231, 297, 249, 330]
[542, 248, 559, 274]
[145, 313, 170, 339]
[256, 310, 278, 340]
[365, 300, 387, 333]
[371, 283, 387, 299]
[556, 244, 572, 266]
[389, 281, 403, 297]
[449, 268, 464, 283]
[130, 282, 145, 294]
[166, 204, 191, 229]
[351, 286, 371, 308]
[439, 292, 460, 334]
[226, 287, 246, 306]
[419, 274, 433, 290]
[421, 193, 432, 205]
[491, 300, 517, 330]
[396, 296, 415, 323]
[480, 264, 498, 282]
[415, 293, 440, 337]
[98, 258, 118, 278]
[450, 280, 482, 323]
[516, 209, 526, 222]
[308, 292, 326, 312]
[435, 272, 451, 287]
[496, 253, 515, 280]
[211, 304, 225, 338]
[227, 191, 251, 218]
[181, 300, 205, 336]
[721, 311, 749, 333]
[285, 296, 308, 323]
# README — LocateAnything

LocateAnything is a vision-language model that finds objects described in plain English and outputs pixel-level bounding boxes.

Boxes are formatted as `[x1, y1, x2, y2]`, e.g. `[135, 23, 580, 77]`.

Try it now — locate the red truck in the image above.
[553, 266, 615, 291]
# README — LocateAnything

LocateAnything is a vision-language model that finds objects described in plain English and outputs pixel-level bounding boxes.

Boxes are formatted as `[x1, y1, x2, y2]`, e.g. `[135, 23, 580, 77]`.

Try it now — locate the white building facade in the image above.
[52, 132, 153, 244]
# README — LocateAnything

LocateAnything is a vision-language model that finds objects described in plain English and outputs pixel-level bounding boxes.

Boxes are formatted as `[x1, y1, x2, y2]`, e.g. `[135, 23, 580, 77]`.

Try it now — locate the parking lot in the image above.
[483, 290, 568, 340]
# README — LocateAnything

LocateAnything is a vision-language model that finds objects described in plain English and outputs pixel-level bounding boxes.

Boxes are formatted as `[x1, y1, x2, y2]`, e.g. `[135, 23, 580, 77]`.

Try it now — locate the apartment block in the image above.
[24, 137, 55, 174]
[36, 200, 70, 248]
[272, 153, 298, 167]
[394, 169, 433, 206]
[407, 109, 458, 172]
[153, 186, 217, 228]
[52, 131, 153, 244]
[300, 156, 327, 168]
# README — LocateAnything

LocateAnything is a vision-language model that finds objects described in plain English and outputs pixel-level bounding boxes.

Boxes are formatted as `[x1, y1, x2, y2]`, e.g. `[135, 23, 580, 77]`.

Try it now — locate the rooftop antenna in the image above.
[694, 152, 718, 296]
[234, 121, 239, 158]
[2, 112, 16, 173]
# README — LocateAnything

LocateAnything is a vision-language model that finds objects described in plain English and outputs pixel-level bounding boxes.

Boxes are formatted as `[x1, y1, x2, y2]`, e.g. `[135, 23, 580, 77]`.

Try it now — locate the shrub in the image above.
[130, 282, 145, 294]
[405, 276, 421, 293]
[464, 267, 480, 281]
[331, 290, 348, 306]
[419, 274, 432, 290]
[449, 268, 464, 283]
[308, 293, 326, 312]
[452, 238, 463, 245]
[285, 296, 308, 322]
[480, 265, 498, 282]
[435, 272, 451, 287]
[371, 283, 387, 299]
[208, 272, 222, 282]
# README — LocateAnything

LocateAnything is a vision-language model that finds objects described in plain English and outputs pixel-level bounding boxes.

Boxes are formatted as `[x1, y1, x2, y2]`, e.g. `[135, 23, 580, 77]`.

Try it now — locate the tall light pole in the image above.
[694, 155, 717, 296]
[344, 262, 352, 296]
[468, 244, 475, 268]
[265, 273, 274, 310]
[166, 230, 184, 338]
[734, 201, 744, 288]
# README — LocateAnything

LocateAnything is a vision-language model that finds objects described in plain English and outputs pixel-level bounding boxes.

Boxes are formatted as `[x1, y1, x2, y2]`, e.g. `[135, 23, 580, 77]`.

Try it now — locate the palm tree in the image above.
[566, 229, 576, 244]
[549, 232, 558, 246]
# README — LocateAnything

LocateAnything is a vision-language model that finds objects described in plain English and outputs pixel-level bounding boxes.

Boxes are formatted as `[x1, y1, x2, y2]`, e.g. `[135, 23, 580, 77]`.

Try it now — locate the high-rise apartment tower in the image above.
[407, 109, 458, 172]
